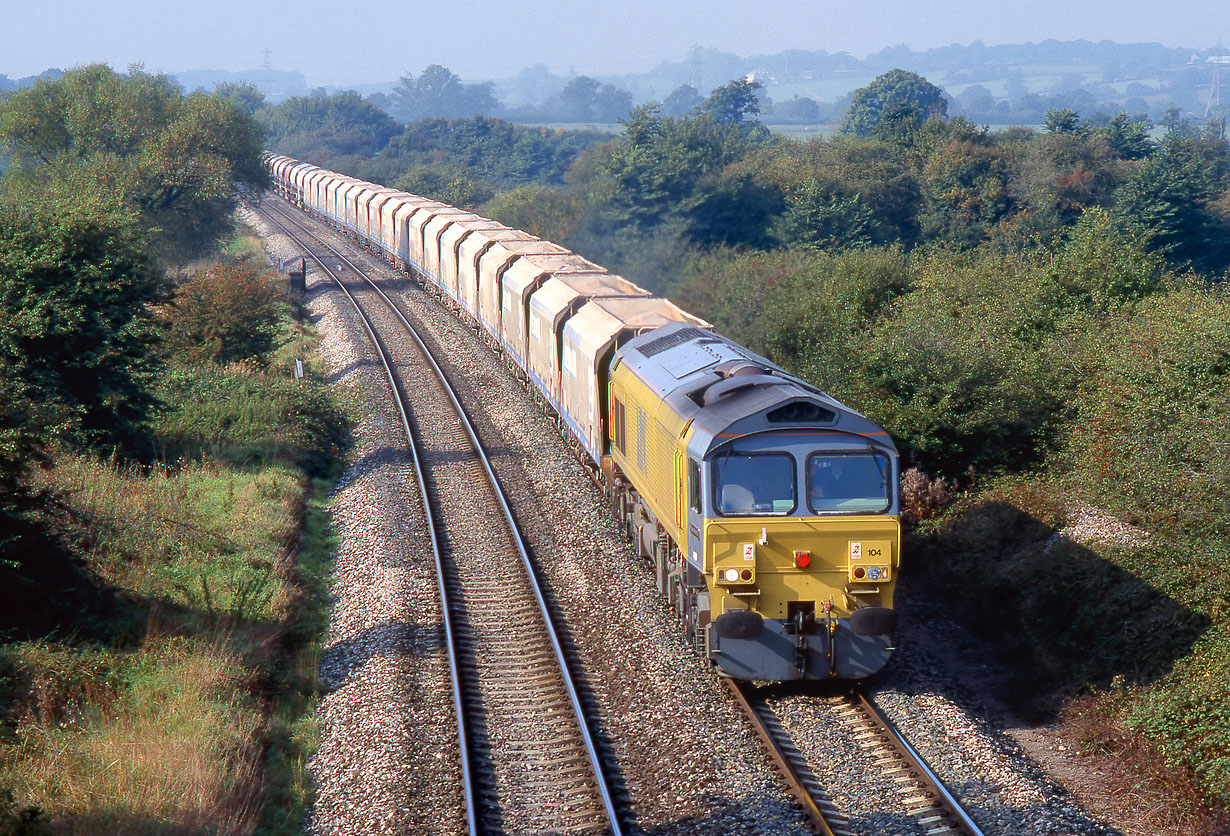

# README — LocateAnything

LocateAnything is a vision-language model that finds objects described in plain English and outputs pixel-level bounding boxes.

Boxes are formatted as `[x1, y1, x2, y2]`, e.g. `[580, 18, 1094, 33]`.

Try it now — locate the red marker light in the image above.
[853, 567, 866, 579]
[740, 569, 753, 581]
[794, 551, 811, 568]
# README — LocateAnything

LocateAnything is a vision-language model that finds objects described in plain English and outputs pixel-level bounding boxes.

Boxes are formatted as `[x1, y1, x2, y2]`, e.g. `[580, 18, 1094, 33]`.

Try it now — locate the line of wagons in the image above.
[266, 153, 903, 682]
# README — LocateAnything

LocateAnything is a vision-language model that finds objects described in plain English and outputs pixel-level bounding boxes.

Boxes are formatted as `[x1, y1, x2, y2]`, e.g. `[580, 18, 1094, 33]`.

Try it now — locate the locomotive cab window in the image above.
[688, 458, 702, 514]
[806, 453, 891, 513]
[712, 451, 796, 515]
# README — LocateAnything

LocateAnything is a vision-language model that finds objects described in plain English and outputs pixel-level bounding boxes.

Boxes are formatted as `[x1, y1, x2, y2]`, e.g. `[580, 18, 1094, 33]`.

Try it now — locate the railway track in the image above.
[259, 204, 624, 836]
[728, 680, 987, 836]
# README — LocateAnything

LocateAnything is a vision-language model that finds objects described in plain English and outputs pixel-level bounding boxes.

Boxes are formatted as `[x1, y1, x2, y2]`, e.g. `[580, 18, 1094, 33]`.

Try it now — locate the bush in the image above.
[1062, 284, 1230, 539]
[163, 264, 287, 366]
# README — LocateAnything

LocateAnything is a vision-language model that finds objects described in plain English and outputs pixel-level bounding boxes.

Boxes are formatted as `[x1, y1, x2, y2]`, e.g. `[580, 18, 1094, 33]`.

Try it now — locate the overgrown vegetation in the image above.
[0, 65, 345, 832]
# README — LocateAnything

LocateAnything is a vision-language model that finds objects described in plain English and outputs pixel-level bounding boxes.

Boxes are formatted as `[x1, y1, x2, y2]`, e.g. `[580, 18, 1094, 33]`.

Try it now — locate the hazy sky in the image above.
[5, 0, 1228, 85]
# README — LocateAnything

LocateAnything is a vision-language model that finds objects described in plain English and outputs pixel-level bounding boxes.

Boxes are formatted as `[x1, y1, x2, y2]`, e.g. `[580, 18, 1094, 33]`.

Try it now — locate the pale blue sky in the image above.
[4, 0, 1228, 85]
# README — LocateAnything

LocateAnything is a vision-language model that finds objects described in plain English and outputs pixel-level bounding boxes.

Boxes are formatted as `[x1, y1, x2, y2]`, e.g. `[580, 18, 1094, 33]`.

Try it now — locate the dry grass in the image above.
[2, 638, 264, 835]
[1060, 695, 1230, 836]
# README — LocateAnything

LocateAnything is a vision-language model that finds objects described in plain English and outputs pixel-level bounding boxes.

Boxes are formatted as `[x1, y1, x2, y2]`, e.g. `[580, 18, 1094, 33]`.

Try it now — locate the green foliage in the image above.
[387, 64, 497, 122]
[258, 90, 400, 163]
[771, 178, 882, 250]
[1113, 128, 1230, 274]
[1101, 112, 1155, 160]
[748, 136, 921, 243]
[914, 485, 1211, 696]
[381, 116, 603, 190]
[701, 78, 763, 125]
[163, 263, 288, 366]
[855, 249, 1076, 472]
[840, 69, 947, 139]
[1043, 107, 1088, 135]
[1063, 285, 1230, 539]
[1007, 131, 1125, 243]
[585, 104, 769, 240]
[542, 76, 632, 123]
[482, 184, 586, 244]
[1048, 208, 1166, 308]
[393, 162, 493, 209]
[0, 374, 58, 559]
[661, 84, 702, 118]
[919, 139, 1011, 247]
[0, 198, 167, 456]
[0, 64, 268, 261]
[212, 81, 266, 115]
[154, 364, 351, 478]
[677, 247, 910, 394]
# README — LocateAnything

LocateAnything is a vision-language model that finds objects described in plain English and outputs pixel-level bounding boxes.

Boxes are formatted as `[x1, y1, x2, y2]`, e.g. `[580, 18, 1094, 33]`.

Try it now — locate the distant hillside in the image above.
[492, 40, 1228, 126]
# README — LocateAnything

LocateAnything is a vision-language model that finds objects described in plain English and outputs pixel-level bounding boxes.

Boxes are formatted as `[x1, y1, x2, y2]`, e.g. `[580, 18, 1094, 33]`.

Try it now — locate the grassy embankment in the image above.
[0, 231, 350, 835]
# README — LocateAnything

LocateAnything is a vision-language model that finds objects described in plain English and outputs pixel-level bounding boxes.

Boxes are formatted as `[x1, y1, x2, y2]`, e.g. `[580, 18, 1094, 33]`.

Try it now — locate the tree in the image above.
[1113, 128, 1230, 274]
[772, 179, 882, 251]
[546, 76, 632, 123]
[588, 104, 767, 236]
[701, 78, 763, 125]
[662, 84, 702, 118]
[775, 96, 822, 124]
[213, 81, 266, 115]
[0, 64, 268, 261]
[918, 139, 1011, 247]
[389, 65, 498, 122]
[162, 263, 286, 365]
[259, 90, 401, 161]
[1043, 107, 1087, 135]
[1007, 128, 1125, 243]
[0, 197, 167, 455]
[1101, 112, 1154, 160]
[840, 69, 947, 139]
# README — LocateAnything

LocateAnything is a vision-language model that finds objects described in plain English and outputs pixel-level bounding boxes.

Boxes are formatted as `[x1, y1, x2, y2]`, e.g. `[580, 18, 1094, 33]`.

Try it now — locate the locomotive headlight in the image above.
[724, 568, 740, 583]
[867, 566, 883, 581]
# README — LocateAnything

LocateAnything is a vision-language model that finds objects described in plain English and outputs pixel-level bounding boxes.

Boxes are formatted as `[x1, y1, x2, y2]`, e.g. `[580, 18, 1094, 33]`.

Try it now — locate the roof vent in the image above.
[714, 359, 770, 379]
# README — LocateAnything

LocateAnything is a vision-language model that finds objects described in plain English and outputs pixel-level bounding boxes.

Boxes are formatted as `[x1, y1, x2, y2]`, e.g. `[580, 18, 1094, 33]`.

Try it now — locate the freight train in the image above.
[266, 154, 901, 681]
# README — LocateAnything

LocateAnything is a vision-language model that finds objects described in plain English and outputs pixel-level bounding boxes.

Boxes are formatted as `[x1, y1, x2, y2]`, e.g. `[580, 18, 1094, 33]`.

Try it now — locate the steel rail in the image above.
[854, 689, 988, 836]
[724, 680, 844, 836]
[260, 201, 624, 836]
[258, 206, 479, 834]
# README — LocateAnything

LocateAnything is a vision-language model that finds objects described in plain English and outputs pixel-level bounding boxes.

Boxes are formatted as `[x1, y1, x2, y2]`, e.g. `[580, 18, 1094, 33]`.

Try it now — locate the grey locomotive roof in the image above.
[618, 322, 894, 448]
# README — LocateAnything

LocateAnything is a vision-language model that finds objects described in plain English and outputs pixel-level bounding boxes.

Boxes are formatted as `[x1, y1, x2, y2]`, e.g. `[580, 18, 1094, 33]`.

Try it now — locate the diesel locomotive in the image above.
[266, 154, 900, 681]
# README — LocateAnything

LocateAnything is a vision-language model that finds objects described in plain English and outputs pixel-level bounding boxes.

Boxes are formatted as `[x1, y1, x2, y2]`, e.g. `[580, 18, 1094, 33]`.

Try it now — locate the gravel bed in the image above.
[863, 586, 1124, 836]
[246, 200, 1133, 836]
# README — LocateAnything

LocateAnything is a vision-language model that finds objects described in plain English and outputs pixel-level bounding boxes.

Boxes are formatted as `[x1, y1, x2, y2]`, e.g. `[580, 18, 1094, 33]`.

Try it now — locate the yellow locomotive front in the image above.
[701, 438, 899, 680]
[609, 323, 900, 681]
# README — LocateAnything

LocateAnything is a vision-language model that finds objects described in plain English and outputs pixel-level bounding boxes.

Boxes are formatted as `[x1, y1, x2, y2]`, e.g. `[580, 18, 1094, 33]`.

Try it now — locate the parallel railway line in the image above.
[259, 203, 624, 836]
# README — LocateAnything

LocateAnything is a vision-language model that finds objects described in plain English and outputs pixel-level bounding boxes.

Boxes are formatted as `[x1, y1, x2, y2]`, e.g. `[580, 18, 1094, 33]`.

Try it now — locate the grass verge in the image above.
[0, 233, 349, 834]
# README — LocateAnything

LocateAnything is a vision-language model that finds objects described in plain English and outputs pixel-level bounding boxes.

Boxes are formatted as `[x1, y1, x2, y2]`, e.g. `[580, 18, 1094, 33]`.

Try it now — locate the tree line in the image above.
[0, 64, 269, 549]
